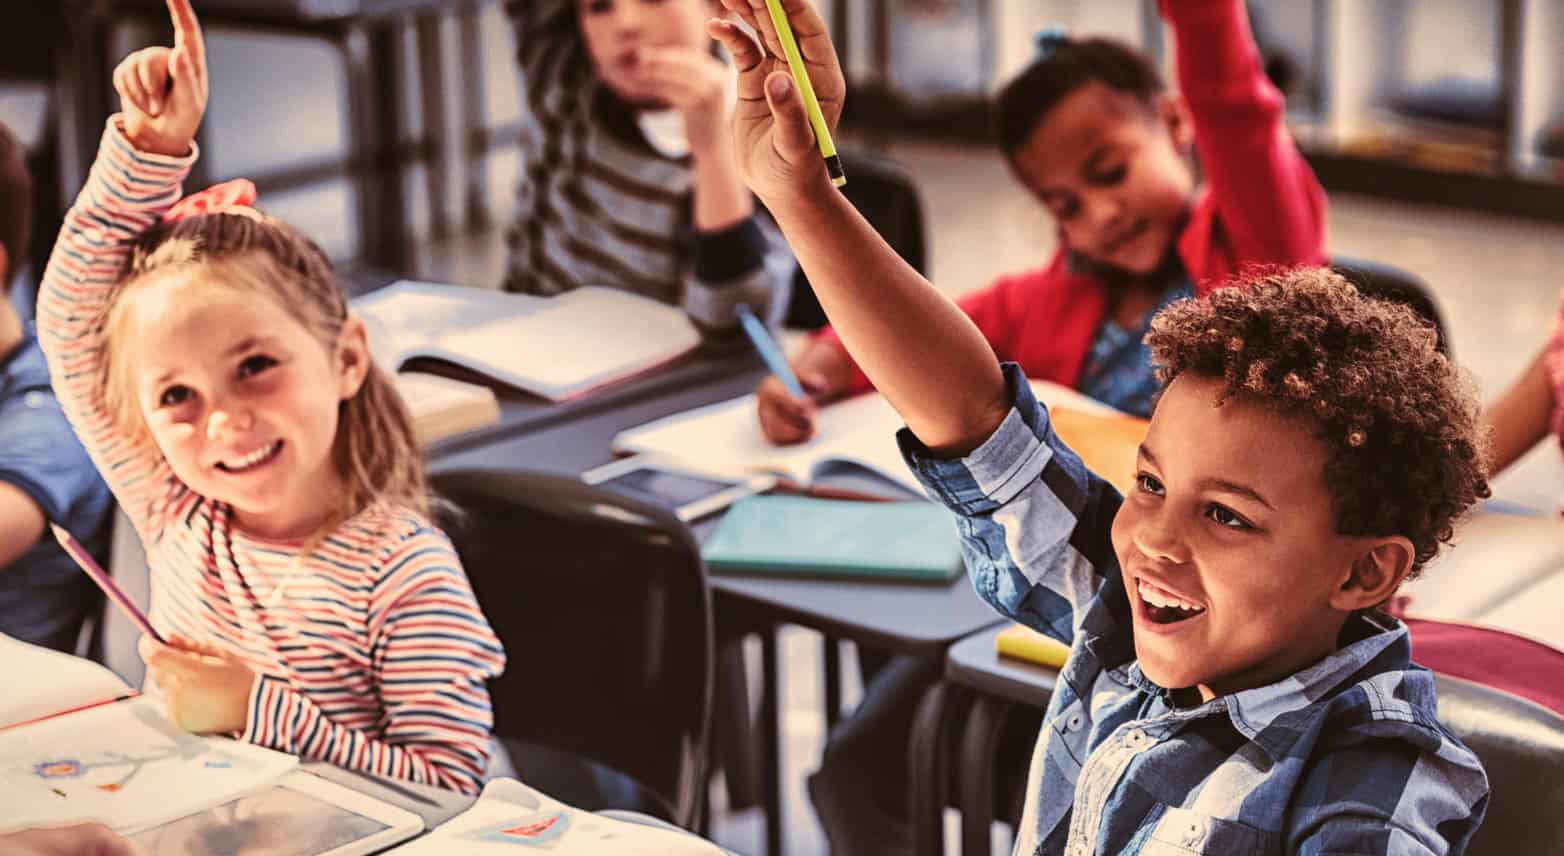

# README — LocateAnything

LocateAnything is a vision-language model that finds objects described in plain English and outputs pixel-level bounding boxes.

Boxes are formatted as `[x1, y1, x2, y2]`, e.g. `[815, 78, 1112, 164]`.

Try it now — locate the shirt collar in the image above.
[1120, 611, 1412, 760]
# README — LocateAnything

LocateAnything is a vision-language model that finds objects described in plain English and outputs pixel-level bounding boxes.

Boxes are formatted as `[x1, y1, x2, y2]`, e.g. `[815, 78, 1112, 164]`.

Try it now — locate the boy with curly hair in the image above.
[710, 2, 1489, 850]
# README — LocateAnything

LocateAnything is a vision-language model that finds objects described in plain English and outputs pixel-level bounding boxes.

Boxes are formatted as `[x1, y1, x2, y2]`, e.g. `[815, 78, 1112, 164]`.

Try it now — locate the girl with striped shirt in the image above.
[37, 0, 505, 795]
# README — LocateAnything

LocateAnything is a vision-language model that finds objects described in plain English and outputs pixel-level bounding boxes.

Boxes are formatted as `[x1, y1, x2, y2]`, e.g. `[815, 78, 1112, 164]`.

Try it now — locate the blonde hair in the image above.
[102, 211, 429, 518]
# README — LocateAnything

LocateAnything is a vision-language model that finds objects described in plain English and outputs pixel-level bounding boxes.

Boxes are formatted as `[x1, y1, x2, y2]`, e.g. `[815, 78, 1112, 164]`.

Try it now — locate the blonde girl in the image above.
[38, 0, 505, 794]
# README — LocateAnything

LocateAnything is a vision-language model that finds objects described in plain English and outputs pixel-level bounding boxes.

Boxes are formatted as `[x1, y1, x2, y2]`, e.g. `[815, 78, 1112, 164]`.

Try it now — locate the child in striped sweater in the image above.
[37, 0, 505, 795]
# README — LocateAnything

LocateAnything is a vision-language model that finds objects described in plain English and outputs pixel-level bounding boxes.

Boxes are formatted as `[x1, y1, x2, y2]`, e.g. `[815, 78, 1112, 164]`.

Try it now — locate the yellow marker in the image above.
[761, 0, 846, 187]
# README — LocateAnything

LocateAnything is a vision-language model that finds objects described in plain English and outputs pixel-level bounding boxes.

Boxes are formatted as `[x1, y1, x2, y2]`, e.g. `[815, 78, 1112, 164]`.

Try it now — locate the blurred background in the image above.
[6, 2, 1564, 852]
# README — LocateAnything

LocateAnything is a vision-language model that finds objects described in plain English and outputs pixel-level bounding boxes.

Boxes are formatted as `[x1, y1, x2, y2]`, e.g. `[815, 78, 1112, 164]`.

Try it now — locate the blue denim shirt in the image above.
[0, 332, 114, 651]
[900, 363, 1488, 855]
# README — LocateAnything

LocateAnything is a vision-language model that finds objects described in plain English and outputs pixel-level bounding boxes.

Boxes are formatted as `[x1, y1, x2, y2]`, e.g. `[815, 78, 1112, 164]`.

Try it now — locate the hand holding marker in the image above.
[761, 0, 846, 187]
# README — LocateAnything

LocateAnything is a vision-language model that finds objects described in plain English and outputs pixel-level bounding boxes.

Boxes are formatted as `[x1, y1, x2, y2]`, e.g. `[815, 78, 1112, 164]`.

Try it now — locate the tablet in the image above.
[582, 456, 775, 522]
[127, 770, 425, 856]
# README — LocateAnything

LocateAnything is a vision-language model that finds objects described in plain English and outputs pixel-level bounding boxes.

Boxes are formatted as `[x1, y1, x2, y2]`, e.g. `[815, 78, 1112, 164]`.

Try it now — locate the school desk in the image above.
[431, 365, 1006, 856]
[921, 624, 1060, 856]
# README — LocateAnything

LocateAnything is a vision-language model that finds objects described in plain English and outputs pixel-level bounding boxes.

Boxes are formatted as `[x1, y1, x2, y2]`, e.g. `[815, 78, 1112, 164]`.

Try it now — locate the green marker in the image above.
[762, 0, 846, 188]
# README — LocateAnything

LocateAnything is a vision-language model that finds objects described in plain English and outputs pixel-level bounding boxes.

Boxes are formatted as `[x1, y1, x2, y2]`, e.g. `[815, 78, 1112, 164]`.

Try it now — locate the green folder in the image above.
[701, 496, 965, 583]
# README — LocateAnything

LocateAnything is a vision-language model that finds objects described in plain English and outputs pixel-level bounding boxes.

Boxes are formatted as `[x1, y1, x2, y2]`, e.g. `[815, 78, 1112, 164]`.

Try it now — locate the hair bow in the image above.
[1035, 24, 1071, 60]
[162, 178, 260, 224]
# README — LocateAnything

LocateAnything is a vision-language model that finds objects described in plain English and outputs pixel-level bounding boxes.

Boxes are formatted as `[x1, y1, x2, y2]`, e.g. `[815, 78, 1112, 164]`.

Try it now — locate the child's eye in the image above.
[583, 0, 611, 13]
[1092, 164, 1128, 186]
[1135, 473, 1164, 496]
[158, 385, 194, 408]
[238, 355, 277, 379]
[1206, 504, 1252, 531]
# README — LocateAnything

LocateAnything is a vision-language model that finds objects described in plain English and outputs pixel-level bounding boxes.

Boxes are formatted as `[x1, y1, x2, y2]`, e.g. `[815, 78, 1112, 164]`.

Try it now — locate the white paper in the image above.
[612, 379, 1124, 494]
[0, 697, 298, 834]
[354, 282, 700, 401]
[0, 633, 132, 729]
[384, 778, 722, 855]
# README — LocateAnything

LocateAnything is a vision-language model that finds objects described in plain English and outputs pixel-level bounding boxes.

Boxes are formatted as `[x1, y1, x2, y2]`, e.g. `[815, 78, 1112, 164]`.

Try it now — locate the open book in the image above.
[384, 777, 725, 855]
[0, 635, 300, 834]
[613, 379, 1149, 497]
[355, 281, 702, 403]
[395, 372, 501, 446]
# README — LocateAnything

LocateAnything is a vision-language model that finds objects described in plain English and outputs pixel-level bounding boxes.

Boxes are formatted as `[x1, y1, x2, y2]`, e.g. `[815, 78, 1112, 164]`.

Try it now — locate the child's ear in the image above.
[1157, 92, 1195, 154]
[334, 317, 372, 401]
[1331, 536, 1416, 611]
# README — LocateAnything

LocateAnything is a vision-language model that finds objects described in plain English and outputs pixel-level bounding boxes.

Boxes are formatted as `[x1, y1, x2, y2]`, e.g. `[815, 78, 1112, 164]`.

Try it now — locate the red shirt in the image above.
[817, 0, 1327, 395]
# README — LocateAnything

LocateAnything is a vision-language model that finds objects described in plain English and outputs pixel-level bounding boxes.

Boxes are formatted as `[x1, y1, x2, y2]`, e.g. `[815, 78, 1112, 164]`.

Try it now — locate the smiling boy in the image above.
[708, 1, 1490, 851]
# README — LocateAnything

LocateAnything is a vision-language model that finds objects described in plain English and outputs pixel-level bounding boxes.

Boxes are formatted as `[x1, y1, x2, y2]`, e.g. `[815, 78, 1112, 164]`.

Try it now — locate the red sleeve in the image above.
[1164, 0, 1327, 268]
[807, 262, 1057, 396]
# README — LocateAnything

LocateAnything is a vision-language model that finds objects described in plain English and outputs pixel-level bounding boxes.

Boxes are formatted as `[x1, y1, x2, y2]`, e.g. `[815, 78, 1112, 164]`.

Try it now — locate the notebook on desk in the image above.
[0, 633, 412, 844]
[700, 496, 965, 583]
[613, 379, 1149, 497]
[384, 777, 725, 854]
[355, 281, 702, 403]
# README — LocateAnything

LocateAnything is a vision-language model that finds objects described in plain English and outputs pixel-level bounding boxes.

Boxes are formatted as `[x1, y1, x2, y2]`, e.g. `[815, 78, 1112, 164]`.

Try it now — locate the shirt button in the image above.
[1182, 818, 1207, 846]
[1066, 712, 1084, 732]
[1123, 728, 1148, 749]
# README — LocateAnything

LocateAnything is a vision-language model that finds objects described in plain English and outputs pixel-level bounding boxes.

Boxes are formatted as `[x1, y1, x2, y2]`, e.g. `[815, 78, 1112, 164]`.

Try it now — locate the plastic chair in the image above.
[785, 150, 927, 329]
[1331, 255, 1451, 354]
[431, 468, 714, 829]
[1435, 674, 1564, 856]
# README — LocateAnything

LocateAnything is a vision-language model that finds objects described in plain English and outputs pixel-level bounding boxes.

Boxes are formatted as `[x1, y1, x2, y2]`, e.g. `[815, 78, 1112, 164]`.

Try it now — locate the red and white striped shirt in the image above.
[37, 120, 507, 795]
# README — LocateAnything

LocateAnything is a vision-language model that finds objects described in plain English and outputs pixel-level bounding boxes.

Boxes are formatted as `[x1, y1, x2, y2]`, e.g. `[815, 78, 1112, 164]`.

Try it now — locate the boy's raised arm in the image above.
[709, 0, 1008, 456]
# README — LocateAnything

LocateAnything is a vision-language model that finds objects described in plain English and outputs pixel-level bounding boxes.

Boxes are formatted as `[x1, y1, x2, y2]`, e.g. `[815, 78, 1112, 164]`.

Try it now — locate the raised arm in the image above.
[709, 0, 1006, 455]
[1484, 346, 1555, 477]
[1165, 0, 1326, 267]
[36, 0, 209, 542]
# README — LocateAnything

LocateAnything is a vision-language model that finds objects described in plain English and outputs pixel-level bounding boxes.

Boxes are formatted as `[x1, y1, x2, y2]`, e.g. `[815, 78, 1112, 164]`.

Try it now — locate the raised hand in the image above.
[112, 0, 208, 157]
[706, 0, 844, 205]
[631, 47, 734, 155]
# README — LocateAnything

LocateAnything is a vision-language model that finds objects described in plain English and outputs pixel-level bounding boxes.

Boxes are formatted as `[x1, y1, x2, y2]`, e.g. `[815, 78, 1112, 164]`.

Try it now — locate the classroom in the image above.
[2, 1, 1564, 854]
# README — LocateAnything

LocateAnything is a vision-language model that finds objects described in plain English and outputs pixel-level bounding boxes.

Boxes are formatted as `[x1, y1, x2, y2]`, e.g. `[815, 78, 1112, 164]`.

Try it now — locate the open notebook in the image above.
[355, 281, 702, 403]
[0, 635, 300, 834]
[613, 379, 1149, 497]
[384, 777, 725, 855]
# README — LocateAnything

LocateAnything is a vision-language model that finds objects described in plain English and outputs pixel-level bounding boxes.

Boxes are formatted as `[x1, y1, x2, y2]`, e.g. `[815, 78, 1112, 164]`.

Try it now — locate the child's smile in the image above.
[1110, 374, 1385, 702]
[123, 273, 368, 539]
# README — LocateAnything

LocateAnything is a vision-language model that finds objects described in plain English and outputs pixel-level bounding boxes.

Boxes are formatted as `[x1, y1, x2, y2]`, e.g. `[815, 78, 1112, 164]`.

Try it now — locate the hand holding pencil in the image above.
[708, 0, 846, 204]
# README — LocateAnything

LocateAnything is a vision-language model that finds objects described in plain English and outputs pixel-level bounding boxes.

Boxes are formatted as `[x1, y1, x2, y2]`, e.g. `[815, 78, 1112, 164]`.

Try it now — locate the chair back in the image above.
[786, 150, 927, 329]
[1330, 255, 1450, 354]
[1435, 674, 1564, 855]
[431, 468, 714, 828]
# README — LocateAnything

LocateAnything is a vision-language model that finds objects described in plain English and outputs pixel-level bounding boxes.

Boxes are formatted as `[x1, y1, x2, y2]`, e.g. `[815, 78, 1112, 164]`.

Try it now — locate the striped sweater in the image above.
[506, 0, 795, 336]
[37, 120, 507, 796]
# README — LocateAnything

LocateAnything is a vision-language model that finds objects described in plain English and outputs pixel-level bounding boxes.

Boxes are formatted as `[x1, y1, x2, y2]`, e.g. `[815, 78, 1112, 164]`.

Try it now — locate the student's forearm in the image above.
[1485, 349, 1555, 476]
[767, 191, 1008, 455]
[691, 137, 756, 233]
[0, 484, 47, 569]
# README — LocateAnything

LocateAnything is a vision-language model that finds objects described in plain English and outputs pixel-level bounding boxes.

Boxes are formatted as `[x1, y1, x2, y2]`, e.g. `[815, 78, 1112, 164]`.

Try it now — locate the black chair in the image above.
[1331, 255, 1451, 355]
[431, 468, 715, 829]
[1435, 674, 1564, 855]
[784, 149, 927, 330]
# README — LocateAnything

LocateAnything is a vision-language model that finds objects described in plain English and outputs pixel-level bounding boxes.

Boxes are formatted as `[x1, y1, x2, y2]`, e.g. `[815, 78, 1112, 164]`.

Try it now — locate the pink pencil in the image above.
[50, 523, 165, 644]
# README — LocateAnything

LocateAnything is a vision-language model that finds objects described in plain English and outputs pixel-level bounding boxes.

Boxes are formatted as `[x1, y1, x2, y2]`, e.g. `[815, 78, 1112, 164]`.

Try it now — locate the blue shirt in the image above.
[0, 331, 114, 651]
[900, 363, 1488, 855]
[1074, 258, 1194, 418]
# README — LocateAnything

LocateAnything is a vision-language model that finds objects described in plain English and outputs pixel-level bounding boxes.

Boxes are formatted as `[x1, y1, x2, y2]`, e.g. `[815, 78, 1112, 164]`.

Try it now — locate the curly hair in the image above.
[1146, 267, 1489, 578]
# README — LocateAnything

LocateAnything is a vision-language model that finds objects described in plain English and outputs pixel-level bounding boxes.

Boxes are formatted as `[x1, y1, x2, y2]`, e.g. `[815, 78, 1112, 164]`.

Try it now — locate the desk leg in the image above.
[760, 626, 783, 856]
[958, 697, 1011, 856]
[908, 681, 964, 856]
[823, 635, 842, 731]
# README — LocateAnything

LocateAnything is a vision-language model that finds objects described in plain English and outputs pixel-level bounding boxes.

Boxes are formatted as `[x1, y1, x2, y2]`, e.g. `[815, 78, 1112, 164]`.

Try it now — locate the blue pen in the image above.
[736, 304, 807, 398]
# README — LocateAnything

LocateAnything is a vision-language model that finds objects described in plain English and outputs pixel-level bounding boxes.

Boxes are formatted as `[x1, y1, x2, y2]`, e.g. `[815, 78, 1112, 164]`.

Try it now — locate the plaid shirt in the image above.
[900, 363, 1488, 855]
